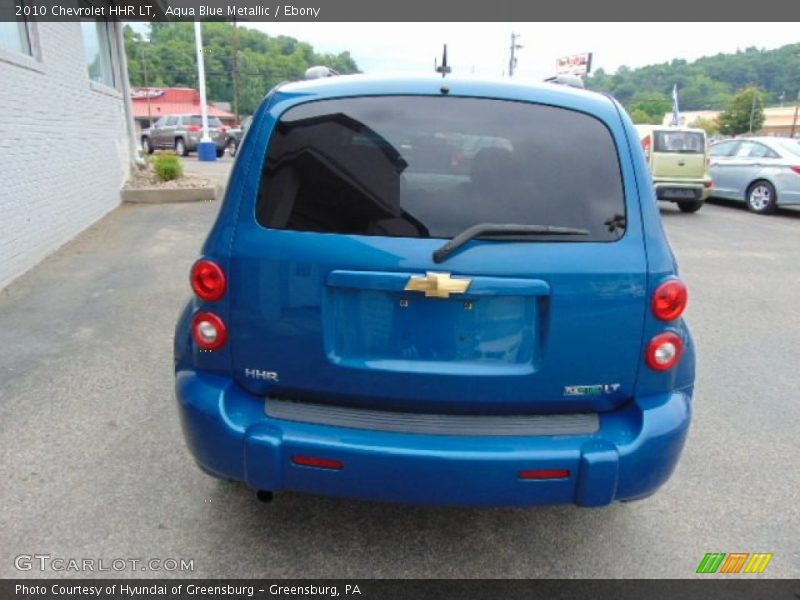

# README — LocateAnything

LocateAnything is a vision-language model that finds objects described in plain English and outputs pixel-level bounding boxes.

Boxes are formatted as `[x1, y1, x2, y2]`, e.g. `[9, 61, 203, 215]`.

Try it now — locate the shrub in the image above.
[152, 153, 183, 182]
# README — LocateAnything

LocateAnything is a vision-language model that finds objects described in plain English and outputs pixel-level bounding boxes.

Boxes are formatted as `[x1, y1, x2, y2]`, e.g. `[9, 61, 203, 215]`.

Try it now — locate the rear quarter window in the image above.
[256, 96, 626, 242]
[773, 139, 800, 157]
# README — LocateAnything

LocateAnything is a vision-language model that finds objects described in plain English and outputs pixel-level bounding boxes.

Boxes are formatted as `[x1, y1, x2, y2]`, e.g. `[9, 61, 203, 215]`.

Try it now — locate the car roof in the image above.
[714, 136, 791, 146]
[636, 125, 706, 134]
[275, 72, 616, 115]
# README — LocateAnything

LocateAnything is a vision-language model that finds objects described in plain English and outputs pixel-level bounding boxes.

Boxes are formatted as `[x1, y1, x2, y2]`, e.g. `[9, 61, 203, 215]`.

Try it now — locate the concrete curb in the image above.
[122, 181, 222, 204]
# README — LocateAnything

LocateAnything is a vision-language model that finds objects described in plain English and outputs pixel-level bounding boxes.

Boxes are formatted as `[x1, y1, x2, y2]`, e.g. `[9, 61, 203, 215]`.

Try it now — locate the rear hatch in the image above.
[229, 95, 647, 414]
[189, 115, 222, 136]
[651, 129, 706, 180]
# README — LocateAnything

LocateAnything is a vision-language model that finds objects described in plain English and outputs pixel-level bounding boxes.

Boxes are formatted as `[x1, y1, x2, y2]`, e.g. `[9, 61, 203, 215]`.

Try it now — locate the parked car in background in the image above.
[708, 137, 800, 214]
[635, 125, 712, 213]
[174, 73, 695, 508]
[224, 115, 253, 157]
[141, 115, 226, 157]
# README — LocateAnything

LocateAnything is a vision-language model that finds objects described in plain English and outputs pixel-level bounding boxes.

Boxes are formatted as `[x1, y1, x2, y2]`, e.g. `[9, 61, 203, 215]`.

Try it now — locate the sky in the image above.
[242, 22, 799, 80]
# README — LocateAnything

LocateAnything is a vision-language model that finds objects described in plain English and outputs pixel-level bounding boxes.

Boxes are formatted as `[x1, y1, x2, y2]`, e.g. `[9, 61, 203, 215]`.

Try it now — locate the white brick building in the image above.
[0, 21, 138, 289]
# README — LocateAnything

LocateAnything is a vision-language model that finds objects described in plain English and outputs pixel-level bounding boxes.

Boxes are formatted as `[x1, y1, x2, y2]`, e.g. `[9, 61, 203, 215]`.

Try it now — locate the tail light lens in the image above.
[642, 136, 651, 162]
[187, 125, 202, 132]
[652, 279, 688, 321]
[704, 179, 714, 188]
[192, 312, 227, 350]
[646, 332, 684, 371]
[191, 259, 226, 302]
[790, 166, 800, 175]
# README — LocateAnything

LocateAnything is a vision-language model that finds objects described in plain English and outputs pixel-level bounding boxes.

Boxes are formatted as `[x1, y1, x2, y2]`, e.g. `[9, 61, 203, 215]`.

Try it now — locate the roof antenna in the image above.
[435, 44, 451, 78]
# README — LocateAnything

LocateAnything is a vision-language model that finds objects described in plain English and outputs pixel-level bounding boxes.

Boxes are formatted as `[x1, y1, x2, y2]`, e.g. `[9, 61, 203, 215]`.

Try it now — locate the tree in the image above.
[717, 86, 766, 136]
[688, 116, 720, 137]
[124, 23, 360, 115]
[584, 42, 800, 113]
[678, 74, 732, 110]
[629, 108, 660, 124]
[629, 91, 671, 124]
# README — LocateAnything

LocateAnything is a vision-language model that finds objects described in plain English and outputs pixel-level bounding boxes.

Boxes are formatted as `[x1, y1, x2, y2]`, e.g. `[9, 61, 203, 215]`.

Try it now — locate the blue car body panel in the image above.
[174, 74, 695, 506]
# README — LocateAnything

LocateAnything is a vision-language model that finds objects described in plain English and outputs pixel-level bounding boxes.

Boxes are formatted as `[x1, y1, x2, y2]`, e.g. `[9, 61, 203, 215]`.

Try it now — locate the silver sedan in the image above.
[709, 137, 800, 214]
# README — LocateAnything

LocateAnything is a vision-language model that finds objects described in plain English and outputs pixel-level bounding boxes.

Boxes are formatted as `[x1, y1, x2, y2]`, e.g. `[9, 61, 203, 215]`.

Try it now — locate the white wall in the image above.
[0, 22, 130, 290]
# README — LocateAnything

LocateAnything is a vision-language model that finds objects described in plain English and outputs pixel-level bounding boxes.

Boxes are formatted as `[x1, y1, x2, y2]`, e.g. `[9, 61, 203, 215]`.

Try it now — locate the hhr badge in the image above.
[564, 384, 621, 396]
[245, 369, 279, 382]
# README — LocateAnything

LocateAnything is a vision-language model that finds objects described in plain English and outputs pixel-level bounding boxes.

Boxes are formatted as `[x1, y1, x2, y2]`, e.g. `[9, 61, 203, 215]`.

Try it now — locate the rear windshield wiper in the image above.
[433, 223, 590, 264]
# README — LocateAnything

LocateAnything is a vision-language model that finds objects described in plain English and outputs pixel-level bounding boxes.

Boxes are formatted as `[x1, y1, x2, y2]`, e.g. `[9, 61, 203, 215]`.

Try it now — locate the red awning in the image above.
[131, 87, 235, 119]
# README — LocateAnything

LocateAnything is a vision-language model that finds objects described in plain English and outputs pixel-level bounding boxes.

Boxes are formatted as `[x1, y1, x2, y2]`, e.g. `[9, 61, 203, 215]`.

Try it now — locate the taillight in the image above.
[642, 136, 651, 162]
[646, 332, 684, 371]
[191, 259, 226, 302]
[704, 179, 714, 188]
[790, 166, 800, 175]
[652, 279, 688, 321]
[192, 312, 227, 350]
[187, 125, 202, 132]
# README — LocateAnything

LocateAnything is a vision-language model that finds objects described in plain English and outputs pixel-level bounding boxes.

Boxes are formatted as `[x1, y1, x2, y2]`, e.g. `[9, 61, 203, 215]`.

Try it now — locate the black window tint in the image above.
[256, 96, 626, 241]
[654, 131, 705, 153]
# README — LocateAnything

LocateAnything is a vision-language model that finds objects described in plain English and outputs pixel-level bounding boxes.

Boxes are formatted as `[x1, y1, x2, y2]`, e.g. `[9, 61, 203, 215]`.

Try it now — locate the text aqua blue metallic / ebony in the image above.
[174, 73, 695, 507]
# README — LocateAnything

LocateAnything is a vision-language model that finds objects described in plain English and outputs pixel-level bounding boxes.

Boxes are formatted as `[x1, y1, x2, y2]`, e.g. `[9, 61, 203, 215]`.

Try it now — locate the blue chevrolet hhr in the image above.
[174, 72, 695, 507]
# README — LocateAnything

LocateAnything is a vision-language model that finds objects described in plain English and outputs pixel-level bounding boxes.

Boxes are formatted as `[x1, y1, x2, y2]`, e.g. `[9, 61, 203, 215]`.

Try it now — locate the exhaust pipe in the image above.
[256, 490, 274, 503]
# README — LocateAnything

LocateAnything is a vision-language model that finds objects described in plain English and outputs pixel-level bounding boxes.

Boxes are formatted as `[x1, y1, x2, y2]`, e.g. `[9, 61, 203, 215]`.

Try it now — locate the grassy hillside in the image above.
[586, 43, 800, 120]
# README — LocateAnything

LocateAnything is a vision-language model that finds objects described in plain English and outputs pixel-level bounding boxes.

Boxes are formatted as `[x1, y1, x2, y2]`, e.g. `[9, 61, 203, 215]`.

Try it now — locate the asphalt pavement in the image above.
[1, 155, 798, 578]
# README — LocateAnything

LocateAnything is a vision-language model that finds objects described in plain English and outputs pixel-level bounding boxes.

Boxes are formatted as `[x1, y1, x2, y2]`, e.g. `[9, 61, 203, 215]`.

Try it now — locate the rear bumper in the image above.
[185, 134, 226, 151]
[654, 180, 712, 202]
[175, 371, 692, 507]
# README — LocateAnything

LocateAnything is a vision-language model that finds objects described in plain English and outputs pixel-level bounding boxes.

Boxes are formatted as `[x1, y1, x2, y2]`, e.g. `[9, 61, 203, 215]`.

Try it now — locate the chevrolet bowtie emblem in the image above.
[404, 271, 472, 299]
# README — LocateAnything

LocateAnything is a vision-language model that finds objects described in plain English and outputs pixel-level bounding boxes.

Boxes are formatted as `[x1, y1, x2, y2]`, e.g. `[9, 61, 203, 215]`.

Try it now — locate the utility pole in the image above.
[232, 19, 240, 124]
[791, 90, 800, 138]
[140, 43, 152, 127]
[508, 32, 522, 78]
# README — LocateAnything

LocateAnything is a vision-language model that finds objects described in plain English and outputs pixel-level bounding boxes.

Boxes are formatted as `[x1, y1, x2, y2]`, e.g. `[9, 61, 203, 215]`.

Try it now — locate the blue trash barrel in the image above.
[197, 141, 217, 162]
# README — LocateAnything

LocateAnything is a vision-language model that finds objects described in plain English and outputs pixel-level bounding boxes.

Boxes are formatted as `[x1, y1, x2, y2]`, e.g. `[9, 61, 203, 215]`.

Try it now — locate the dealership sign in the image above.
[131, 88, 165, 99]
[556, 53, 593, 77]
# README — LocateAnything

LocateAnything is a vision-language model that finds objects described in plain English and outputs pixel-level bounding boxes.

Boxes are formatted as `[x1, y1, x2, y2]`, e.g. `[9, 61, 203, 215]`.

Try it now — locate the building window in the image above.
[81, 20, 119, 88]
[0, 15, 33, 56]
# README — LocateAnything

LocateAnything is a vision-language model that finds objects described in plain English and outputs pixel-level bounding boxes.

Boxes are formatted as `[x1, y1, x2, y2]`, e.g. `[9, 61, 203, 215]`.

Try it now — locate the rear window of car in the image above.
[188, 116, 222, 127]
[256, 96, 626, 242]
[773, 138, 800, 157]
[654, 131, 705, 153]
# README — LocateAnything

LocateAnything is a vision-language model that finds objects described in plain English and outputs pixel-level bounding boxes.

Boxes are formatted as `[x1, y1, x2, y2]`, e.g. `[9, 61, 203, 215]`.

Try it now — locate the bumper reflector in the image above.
[292, 455, 344, 470]
[518, 469, 571, 480]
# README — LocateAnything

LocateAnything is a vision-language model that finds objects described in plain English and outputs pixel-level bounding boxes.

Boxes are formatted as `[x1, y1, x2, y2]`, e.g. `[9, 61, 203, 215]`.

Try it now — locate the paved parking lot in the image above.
[1, 157, 798, 578]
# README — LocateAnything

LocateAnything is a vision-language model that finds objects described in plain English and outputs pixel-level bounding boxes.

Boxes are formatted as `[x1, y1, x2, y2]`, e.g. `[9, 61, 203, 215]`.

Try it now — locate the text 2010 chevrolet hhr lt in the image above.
[174, 73, 695, 507]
